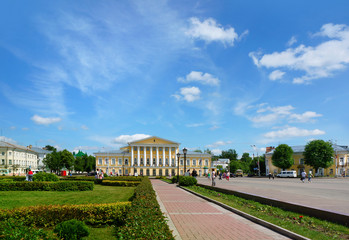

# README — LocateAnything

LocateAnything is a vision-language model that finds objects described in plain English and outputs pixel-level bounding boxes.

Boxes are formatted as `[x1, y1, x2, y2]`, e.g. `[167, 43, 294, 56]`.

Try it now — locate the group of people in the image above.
[208, 170, 231, 186]
[301, 171, 313, 183]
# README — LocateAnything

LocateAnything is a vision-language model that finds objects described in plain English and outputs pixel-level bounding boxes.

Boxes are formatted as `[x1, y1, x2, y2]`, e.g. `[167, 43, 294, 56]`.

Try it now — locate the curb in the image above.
[180, 186, 310, 240]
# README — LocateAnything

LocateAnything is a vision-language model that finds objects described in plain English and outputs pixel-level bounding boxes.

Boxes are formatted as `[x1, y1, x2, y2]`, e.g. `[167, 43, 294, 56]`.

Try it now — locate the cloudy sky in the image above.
[1, 0, 348, 156]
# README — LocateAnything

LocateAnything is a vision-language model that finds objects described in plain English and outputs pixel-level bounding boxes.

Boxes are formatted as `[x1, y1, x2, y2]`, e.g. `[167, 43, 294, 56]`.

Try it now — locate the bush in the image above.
[54, 219, 89, 240]
[0, 219, 53, 240]
[0, 176, 26, 182]
[0, 181, 94, 191]
[0, 202, 131, 227]
[33, 172, 59, 182]
[179, 176, 197, 186]
[115, 177, 174, 239]
[101, 180, 140, 187]
[171, 175, 185, 184]
[104, 176, 143, 182]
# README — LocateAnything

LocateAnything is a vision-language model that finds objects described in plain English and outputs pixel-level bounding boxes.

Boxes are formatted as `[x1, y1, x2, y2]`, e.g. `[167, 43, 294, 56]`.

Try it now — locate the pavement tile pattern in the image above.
[151, 179, 289, 240]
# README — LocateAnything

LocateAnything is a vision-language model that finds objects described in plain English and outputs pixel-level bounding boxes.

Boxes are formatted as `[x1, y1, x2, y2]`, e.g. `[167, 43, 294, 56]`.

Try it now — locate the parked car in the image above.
[235, 169, 243, 177]
[276, 170, 297, 178]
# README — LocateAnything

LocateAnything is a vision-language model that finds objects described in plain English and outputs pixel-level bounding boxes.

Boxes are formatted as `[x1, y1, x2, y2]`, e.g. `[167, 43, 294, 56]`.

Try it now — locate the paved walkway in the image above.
[197, 177, 349, 215]
[151, 179, 290, 240]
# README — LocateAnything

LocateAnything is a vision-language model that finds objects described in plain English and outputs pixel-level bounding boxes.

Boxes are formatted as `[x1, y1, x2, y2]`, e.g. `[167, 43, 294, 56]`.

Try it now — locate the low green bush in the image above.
[115, 177, 174, 239]
[0, 202, 131, 227]
[60, 176, 95, 181]
[0, 181, 94, 191]
[33, 172, 59, 182]
[171, 175, 184, 184]
[179, 176, 197, 186]
[0, 218, 54, 240]
[0, 176, 26, 182]
[101, 180, 140, 187]
[104, 176, 143, 182]
[54, 219, 89, 240]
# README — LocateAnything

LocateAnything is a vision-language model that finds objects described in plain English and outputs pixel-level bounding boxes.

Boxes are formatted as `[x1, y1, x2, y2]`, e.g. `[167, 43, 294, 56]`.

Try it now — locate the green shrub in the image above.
[0, 202, 131, 227]
[115, 177, 174, 239]
[101, 180, 140, 187]
[54, 219, 89, 240]
[60, 176, 95, 181]
[0, 176, 26, 182]
[33, 172, 59, 182]
[0, 219, 53, 240]
[179, 176, 197, 186]
[0, 181, 94, 191]
[104, 176, 143, 182]
[171, 175, 185, 184]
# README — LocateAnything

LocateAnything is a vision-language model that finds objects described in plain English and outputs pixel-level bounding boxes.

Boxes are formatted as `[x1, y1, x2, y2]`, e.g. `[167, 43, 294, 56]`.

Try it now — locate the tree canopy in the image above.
[304, 140, 334, 171]
[272, 144, 294, 170]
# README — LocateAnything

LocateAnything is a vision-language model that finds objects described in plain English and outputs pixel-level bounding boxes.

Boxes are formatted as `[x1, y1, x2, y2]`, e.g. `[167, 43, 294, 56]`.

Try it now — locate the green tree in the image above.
[44, 145, 57, 151]
[304, 140, 334, 172]
[43, 150, 61, 173]
[220, 149, 238, 161]
[193, 149, 202, 153]
[85, 155, 96, 172]
[272, 144, 294, 170]
[74, 156, 84, 172]
[240, 153, 252, 162]
[204, 149, 212, 154]
[61, 149, 75, 170]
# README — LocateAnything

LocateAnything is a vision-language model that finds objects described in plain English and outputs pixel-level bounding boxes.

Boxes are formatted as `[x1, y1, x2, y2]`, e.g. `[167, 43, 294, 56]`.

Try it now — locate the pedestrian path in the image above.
[151, 179, 290, 240]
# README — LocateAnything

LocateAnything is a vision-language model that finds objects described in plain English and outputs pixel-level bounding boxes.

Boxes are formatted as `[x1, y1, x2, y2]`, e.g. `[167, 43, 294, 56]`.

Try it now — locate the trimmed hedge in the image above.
[60, 176, 95, 181]
[0, 181, 94, 191]
[115, 177, 174, 239]
[104, 176, 143, 182]
[0, 202, 131, 227]
[33, 172, 59, 182]
[0, 176, 26, 182]
[101, 180, 140, 187]
[179, 176, 197, 186]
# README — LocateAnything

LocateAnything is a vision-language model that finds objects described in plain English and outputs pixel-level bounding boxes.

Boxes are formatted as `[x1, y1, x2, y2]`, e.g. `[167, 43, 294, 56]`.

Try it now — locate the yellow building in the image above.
[94, 136, 212, 177]
[265, 145, 349, 177]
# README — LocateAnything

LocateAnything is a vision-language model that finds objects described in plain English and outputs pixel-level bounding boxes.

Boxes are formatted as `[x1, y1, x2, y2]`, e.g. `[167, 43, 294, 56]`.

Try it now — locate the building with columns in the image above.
[94, 136, 212, 176]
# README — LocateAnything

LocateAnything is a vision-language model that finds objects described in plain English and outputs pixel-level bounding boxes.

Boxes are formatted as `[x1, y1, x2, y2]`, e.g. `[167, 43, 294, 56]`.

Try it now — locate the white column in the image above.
[144, 145, 146, 166]
[137, 146, 140, 166]
[156, 147, 159, 166]
[131, 146, 134, 166]
[169, 147, 172, 166]
[150, 147, 153, 166]
[163, 146, 165, 166]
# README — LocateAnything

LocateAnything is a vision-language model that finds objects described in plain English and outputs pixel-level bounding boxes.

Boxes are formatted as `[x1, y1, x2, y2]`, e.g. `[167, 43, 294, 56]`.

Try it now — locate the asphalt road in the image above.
[197, 176, 349, 215]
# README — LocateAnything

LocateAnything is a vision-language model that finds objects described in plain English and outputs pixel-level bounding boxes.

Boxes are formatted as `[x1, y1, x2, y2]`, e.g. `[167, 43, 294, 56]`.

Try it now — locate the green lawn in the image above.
[0, 185, 135, 209]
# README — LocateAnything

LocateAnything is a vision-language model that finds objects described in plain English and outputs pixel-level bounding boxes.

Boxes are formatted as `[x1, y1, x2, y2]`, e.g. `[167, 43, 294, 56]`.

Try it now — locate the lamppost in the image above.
[183, 148, 187, 174]
[251, 145, 260, 176]
[177, 152, 180, 184]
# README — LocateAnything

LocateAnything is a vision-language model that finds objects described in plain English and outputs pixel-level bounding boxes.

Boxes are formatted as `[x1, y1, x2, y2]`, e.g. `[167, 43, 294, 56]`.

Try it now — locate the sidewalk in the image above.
[151, 179, 290, 240]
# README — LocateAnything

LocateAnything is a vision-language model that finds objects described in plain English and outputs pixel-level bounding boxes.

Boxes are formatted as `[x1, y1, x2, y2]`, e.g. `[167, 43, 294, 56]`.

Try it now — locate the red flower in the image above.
[299, 216, 303, 218]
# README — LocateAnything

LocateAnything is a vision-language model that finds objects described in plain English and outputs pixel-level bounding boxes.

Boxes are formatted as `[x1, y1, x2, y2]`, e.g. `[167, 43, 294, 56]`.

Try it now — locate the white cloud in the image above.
[176, 86, 201, 102]
[71, 146, 99, 154]
[81, 125, 89, 130]
[112, 134, 151, 144]
[186, 123, 204, 128]
[178, 71, 220, 86]
[0, 136, 17, 144]
[250, 23, 349, 84]
[211, 149, 222, 156]
[205, 140, 232, 148]
[186, 17, 247, 46]
[287, 36, 297, 46]
[31, 115, 62, 125]
[263, 126, 325, 139]
[269, 70, 285, 81]
[290, 111, 322, 123]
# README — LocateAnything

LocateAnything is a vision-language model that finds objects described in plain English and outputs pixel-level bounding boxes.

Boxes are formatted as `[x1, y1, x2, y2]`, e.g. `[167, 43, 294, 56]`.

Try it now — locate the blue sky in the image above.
[1, 0, 349, 156]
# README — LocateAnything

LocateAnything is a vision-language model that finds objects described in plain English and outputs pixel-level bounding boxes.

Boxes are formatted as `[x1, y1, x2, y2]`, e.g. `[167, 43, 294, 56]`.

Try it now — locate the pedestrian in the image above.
[219, 171, 222, 180]
[207, 172, 210, 179]
[211, 169, 216, 186]
[308, 171, 313, 182]
[301, 171, 306, 183]
[272, 173, 275, 180]
[268, 172, 272, 179]
[226, 172, 230, 181]
[27, 169, 33, 181]
[192, 169, 197, 178]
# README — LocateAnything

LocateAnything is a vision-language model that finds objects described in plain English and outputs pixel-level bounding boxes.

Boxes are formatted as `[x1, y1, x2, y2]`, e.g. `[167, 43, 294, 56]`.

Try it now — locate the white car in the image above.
[276, 171, 297, 178]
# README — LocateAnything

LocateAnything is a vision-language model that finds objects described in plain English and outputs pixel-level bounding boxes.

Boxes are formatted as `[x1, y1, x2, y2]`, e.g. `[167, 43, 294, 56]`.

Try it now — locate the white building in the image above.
[0, 141, 39, 175]
[212, 158, 230, 170]
[31, 146, 52, 171]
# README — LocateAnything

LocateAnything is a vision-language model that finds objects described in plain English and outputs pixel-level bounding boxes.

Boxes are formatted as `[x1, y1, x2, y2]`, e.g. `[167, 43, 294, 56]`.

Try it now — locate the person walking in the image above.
[268, 172, 272, 179]
[301, 171, 306, 183]
[27, 169, 33, 181]
[211, 169, 216, 186]
[226, 172, 230, 181]
[308, 171, 313, 182]
[192, 169, 197, 178]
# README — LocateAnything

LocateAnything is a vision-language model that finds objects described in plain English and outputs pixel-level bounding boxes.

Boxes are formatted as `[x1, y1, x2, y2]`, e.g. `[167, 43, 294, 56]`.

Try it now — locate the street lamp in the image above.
[177, 152, 180, 184]
[183, 148, 187, 174]
[251, 145, 260, 176]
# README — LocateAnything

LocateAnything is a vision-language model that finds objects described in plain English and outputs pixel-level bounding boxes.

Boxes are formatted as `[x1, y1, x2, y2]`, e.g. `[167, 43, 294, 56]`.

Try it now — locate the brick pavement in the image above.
[151, 179, 290, 240]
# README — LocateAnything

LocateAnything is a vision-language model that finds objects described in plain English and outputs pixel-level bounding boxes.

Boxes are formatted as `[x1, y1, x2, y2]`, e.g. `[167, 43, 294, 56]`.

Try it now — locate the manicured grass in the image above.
[0, 185, 135, 209]
[84, 226, 115, 240]
[187, 185, 349, 240]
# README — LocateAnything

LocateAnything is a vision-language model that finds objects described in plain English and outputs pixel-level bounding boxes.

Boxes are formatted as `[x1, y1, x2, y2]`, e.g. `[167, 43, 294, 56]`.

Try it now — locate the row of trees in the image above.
[43, 146, 96, 173]
[272, 140, 334, 172]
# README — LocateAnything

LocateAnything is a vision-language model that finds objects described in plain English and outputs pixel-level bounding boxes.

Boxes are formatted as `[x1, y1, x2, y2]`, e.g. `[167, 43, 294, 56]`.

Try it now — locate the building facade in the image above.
[266, 145, 349, 177]
[0, 141, 39, 175]
[94, 136, 212, 177]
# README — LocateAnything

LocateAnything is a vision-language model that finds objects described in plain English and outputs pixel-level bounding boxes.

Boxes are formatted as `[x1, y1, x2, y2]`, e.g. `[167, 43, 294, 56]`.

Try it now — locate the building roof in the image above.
[0, 141, 36, 153]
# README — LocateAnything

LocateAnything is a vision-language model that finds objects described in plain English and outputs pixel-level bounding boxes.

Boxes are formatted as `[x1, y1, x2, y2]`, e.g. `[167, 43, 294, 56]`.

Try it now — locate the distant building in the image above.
[73, 150, 87, 158]
[0, 141, 39, 175]
[94, 136, 212, 176]
[265, 144, 349, 176]
[212, 158, 230, 170]
[30, 146, 52, 171]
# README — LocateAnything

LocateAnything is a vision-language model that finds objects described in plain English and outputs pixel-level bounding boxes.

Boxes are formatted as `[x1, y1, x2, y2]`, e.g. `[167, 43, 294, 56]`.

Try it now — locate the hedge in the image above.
[0, 181, 94, 191]
[179, 176, 197, 186]
[0, 202, 131, 227]
[60, 176, 95, 181]
[104, 176, 143, 182]
[101, 180, 140, 187]
[0, 176, 26, 182]
[115, 177, 174, 239]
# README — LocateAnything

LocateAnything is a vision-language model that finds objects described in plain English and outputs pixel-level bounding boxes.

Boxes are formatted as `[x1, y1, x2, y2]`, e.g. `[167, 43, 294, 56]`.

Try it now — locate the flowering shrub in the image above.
[0, 202, 131, 227]
[115, 177, 174, 239]
[0, 181, 94, 191]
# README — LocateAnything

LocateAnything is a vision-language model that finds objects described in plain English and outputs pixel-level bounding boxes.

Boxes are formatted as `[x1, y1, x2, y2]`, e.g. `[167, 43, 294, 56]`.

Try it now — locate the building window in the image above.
[140, 158, 144, 165]
[171, 158, 175, 166]
[146, 147, 150, 151]
[105, 158, 109, 165]
[1, 159, 4, 165]
[180, 160, 183, 166]
[300, 159, 304, 165]
[165, 147, 168, 151]
[205, 159, 208, 166]
[125, 159, 129, 165]
[187, 159, 190, 166]
[159, 158, 162, 165]
[134, 146, 137, 151]
[9, 152, 11, 156]
[193, 159, 196, 166]
[118, 159, 122, 165]
[9, 160, 12, 165]
[159, 147, 162, 151]
[153, 147, 156, 151]
[112, 158, 116, 165]
[165, 158, 169, 165]
[153, 169, 156, 176]
[98, 158, 102, 165]
[172, 147, 176, 152]
[330, 169, 333, 174]
[153, 158, 156, 165]
[1, 152, 4, 155]
[140, 147, 144, 151]
[134, 158, 137, 165]
[199, 159, 202, 166]
[147, 158, 150, 165]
